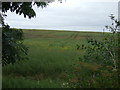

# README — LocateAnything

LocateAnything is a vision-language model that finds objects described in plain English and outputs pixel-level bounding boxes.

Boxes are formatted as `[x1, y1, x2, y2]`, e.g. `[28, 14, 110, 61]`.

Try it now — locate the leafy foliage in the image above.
[65, 15, 120, 88]
[2, 24, 28, 66]
[79, 14, 119, 69]
[2, 2, 47, 19]
[83, 34, 118, 68]
[2, 2, 48, 66]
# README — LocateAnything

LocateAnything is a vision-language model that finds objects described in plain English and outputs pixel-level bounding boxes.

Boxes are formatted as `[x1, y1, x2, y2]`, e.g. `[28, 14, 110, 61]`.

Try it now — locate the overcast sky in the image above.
[4, 0, 119, 32]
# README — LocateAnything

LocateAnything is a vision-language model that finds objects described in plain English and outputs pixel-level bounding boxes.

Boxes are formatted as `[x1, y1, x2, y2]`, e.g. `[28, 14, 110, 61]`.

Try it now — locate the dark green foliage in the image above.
[35, 2, 48, 8]
[2, 2, 48, 66]
[2, 2, 47, 19]
[2, 24, 28, 66]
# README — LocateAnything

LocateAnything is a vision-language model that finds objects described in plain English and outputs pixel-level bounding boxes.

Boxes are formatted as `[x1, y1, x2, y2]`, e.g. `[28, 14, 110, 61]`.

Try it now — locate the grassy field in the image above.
[2, 30, 118, 88]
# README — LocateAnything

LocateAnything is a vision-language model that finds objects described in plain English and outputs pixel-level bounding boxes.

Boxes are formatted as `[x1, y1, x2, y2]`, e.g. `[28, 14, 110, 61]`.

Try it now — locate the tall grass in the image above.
[3, 30, 105, 88]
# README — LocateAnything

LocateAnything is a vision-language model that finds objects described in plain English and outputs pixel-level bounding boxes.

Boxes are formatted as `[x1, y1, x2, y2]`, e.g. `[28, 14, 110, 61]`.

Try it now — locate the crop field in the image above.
[2, 30, 119, 88]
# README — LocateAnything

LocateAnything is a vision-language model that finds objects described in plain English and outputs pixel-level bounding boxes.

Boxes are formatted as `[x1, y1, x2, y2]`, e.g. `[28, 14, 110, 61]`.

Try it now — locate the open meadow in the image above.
[2, 30, 119, 88]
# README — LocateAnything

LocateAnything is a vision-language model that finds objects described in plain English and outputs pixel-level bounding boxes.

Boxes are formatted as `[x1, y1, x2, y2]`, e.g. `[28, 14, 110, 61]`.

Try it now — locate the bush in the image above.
[79, 14, 119, 70]
[66, 14, 120, 88]
[2, 24, 28, 66]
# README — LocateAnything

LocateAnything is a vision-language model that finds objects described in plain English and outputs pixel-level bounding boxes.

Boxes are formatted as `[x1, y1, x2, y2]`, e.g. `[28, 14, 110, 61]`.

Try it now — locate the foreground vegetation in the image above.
[3, 30, 119, 88]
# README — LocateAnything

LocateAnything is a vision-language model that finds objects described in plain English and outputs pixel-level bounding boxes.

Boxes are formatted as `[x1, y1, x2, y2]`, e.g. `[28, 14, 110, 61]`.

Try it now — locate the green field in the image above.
[2, 30, 118, 88]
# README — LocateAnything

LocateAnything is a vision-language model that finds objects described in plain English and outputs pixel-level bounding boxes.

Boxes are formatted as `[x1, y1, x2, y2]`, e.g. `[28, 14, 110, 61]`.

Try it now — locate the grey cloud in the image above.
[5, 1, 118, 32]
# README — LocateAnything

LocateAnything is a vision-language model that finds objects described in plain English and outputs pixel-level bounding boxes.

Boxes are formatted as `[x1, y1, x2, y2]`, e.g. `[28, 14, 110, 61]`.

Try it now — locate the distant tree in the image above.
[2, 1, 48, 66]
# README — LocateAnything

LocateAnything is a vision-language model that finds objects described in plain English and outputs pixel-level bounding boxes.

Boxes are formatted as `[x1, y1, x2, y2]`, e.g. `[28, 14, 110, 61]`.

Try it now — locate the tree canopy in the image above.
[2, 2, 47, 18]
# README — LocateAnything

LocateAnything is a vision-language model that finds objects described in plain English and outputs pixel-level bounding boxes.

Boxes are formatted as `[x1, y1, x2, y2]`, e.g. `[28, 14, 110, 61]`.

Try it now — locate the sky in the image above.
[4, 0, 119, 32]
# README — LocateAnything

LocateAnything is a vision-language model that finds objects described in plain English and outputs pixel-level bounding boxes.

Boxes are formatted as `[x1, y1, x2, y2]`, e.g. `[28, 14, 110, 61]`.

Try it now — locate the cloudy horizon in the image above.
[4, 0, 118, 32]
